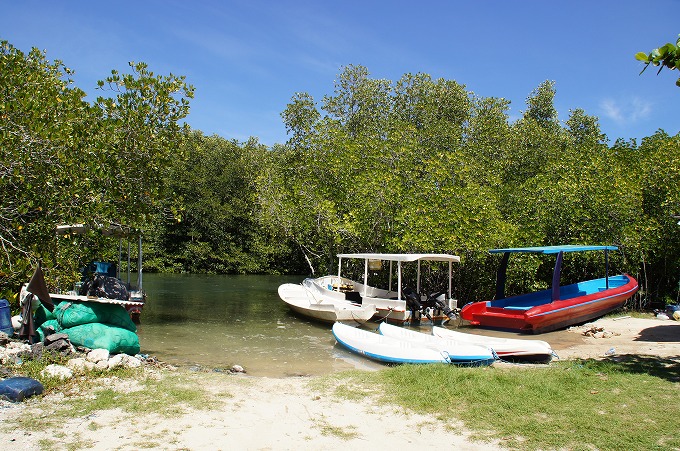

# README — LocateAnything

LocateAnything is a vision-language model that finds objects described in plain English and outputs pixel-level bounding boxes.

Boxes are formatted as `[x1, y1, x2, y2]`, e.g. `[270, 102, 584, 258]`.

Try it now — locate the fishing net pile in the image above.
[34, 301, 140, 355]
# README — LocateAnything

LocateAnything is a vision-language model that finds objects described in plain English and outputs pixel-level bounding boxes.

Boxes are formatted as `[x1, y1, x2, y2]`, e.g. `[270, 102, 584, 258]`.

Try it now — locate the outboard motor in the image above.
[402, 286, 422, 311]
[423, 291, 458, 320]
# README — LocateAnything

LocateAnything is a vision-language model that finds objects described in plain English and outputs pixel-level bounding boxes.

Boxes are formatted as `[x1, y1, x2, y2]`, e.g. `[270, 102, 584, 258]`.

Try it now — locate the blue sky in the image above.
[2, 0, 679, 146]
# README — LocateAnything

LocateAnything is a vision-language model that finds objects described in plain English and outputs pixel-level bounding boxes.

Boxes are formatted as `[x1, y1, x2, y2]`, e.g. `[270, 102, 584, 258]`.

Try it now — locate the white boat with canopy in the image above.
[279, 253, 461, 325]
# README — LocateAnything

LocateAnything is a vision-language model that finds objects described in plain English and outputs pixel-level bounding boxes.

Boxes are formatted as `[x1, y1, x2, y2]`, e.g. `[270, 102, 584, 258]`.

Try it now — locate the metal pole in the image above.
[389, 260, 393, 292]
[138, 234, 143, 290]
[448, 260, 452, 299]
[397, 262, 402, 300]
[605, 249, 609, 290]
[363, 258, 368, 297]
[417, 260, 421, 294]
[551, 251, 563, 302]
[127, 240, 131, 284]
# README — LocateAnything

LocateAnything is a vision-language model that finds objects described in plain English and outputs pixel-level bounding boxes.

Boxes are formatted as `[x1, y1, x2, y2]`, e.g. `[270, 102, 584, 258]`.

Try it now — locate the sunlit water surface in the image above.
[138, 273, 583, 377]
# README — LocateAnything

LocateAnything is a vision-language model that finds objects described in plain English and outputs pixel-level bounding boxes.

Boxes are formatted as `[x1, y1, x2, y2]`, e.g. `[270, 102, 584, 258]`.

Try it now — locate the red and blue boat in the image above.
[460, 245, 638, 334]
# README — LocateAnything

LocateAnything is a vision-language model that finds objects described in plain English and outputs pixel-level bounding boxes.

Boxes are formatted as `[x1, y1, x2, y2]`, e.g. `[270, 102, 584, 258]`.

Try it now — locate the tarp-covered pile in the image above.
[35, 301, 140, 355]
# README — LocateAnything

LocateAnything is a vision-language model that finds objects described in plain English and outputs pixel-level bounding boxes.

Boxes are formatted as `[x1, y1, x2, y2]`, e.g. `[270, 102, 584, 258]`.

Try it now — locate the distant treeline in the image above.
[2, 43, 679, 309]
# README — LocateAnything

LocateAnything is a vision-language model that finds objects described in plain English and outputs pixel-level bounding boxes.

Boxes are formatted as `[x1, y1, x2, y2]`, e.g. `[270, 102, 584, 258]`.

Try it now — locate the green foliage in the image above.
[636, 34, 680, 87]
[634, 132, 680, 303]
[146, 132, 303, 274]
[93, 61, 194, 225]
[270, 66, 511, 276]
[267, 65, 678, 305]
[0, 40, 193, 297]
[1, 41, 96, 292]
[3, 36, 680, 308]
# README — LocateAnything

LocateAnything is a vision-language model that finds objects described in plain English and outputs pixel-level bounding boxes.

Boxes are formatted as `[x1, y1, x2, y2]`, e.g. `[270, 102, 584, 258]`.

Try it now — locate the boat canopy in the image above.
[336, 253, 460, 300]
[56, 223, 142, 238]
[336, 253, 460, 263]
[490, 245, 618, 254]
[56, 223, 143, 291]
[492, 245, 617, 301]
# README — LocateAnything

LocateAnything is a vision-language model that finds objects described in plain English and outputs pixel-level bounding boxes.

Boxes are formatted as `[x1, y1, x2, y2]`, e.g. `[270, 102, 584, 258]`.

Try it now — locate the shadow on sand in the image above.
[634, 323, 680, 343]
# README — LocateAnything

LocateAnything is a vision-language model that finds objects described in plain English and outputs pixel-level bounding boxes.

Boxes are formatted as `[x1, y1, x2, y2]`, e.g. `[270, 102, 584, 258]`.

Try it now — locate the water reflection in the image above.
[138, 273, 385, 377]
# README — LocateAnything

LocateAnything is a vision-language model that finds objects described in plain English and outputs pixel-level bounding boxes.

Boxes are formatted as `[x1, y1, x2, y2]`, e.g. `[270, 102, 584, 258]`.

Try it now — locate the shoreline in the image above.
[2, 316, 679, 450]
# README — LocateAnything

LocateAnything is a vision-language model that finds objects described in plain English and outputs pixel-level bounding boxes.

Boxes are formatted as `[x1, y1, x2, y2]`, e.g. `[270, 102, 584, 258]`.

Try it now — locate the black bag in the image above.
[79, 274, 129, 301]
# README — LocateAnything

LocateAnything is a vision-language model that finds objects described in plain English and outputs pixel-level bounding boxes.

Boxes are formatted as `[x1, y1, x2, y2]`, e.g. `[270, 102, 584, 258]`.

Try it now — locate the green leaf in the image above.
[635, 52, 650, 62]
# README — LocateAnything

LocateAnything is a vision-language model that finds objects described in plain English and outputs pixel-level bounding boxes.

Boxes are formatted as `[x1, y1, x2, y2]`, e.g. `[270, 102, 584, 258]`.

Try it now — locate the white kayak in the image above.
[377, 322, 496, 365]
[332, 322, 450, 364]
[432, 326, 555, 362]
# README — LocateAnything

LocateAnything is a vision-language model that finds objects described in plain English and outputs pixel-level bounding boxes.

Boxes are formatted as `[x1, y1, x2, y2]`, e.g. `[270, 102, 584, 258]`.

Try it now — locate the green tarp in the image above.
[36, 301, 140, 355]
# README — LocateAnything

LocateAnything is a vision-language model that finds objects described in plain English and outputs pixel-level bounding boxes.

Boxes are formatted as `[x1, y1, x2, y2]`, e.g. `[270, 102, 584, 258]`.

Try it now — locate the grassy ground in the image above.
[321, 356, 680, 450]
[3, 351, 680, 450]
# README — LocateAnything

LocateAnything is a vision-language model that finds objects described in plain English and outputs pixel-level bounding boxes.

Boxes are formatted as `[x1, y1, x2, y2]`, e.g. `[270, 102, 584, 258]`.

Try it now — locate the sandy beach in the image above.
[1, 316, 679, 450]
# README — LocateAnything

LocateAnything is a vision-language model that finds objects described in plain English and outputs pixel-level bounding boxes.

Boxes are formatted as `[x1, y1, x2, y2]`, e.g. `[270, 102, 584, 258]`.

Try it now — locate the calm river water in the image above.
[137, 273, 583, 377]
[137, 273, 385, 377]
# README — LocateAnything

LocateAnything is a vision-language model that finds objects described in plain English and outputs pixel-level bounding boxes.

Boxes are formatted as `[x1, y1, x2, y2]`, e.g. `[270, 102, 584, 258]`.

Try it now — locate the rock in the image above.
[0, 331, 9, 346]
[1, 342, 31, 364]
[95, 360, 109, 371]
[41, 325, 57, 337]
[43, 333, 76, 356]
[41, 364, 73, 380]
[66, 357, 96, 372]
[86, 348, 110, 363]
[121, 355, 141, 368]
[582, 326, 606, 337]
[6, 341, 31, 351]
[107, 353, 141, 369]
[45, 339, 71, 353]
[44, 333, 69, 346]
[231, 364, 245, 373]
[107, 353, 126, 369]
[30, 342, 44, 360]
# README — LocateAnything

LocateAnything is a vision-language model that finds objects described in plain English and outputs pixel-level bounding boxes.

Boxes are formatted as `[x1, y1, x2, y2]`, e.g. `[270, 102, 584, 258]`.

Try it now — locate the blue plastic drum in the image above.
[0, 299, 13, 335]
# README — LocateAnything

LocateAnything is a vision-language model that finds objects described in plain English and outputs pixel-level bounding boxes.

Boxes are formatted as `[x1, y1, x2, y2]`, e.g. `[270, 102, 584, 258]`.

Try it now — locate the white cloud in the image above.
[599, 97, 653, 125]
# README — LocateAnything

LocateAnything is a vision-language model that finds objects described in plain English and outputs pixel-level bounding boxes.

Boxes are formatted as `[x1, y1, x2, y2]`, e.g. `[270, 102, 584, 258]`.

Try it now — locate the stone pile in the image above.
[0, 331, 144, 381]
[579, 325, 620, 339]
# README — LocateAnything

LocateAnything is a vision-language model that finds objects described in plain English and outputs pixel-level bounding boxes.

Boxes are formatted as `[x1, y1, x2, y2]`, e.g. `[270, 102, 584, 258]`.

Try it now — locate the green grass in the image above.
[2, 368, 226, 439]
[61, 372, 224, 419]
[329, 357, 680, 450]
[313, 415, 360, 440]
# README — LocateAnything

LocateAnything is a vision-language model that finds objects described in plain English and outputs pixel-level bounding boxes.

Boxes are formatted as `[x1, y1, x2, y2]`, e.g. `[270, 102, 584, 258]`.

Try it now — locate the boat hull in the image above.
[377, 323, 496, 366]
[332, 322, 451, 364]
[431, 326, 554, 362]
[301, 275, 456, 326]
[278, 283, 376, 324]
[461, 274, 638, 334]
